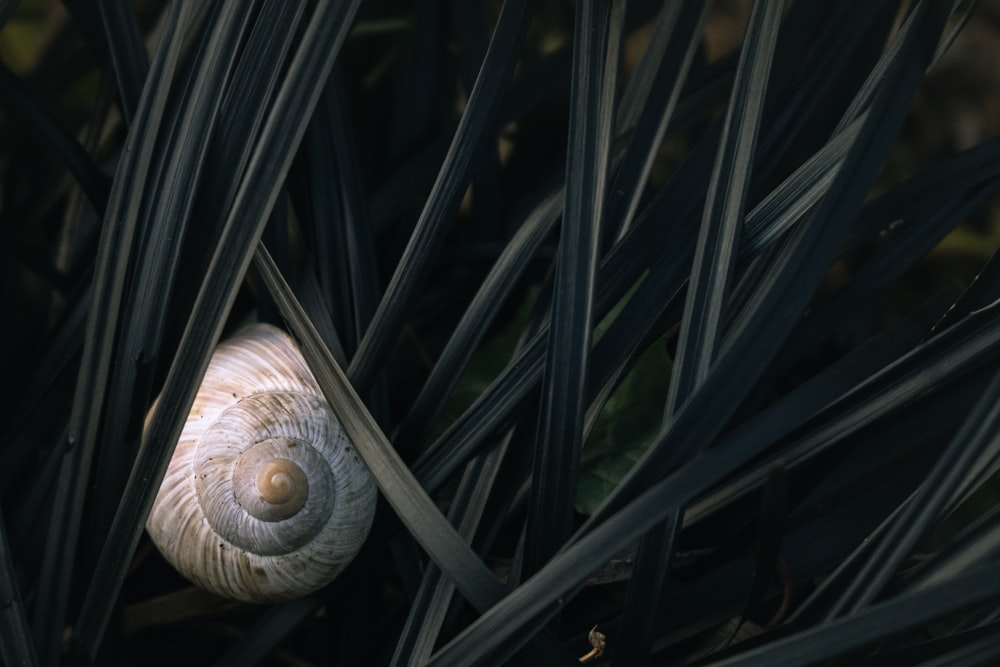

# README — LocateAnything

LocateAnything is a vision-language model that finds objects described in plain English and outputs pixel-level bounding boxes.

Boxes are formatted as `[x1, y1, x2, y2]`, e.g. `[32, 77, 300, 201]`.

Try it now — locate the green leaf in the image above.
[577, 340, 672, 515]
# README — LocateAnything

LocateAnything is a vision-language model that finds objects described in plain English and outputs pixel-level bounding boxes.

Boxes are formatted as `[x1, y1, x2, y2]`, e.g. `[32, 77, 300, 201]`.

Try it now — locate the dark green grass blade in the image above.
[752, 0, 900, 191]
[348, 0, 530, 391]
[698, 303, 1000, 538]
[415, 40, 868, 497]
[502, 3, 672, 135]
[424, 375, 990, 666]
[854, 137, 1000, 240]
[827, 365, 1000, 617]
[254, 246, 505, 601]
[97, 0, 148, 124]
[684, 287, 959, 526]
[0, 62, 111, 215]
[664, 399, 966, 655]
[710, 396, 985, 635]
[402, 305, 561, 664]
[408, 138, 709, 489]
[736, 462, 787, 631]
[170, 0, 305, 312]
[610, 509, 682, 666]
[410, 326, 545, 490]
[414, 126, 718, 493]
[0, 509, 37, 667]
[707, 564, 1000, 667]
[86, 0, 258, 568]
[785, 181, 998, 365]
[668, 0, 784, 445]
[594, 243, 952, 498]
[903, 503, 1000, 593]
[933, 247, 1000, 333]
[774, 142, 1000, 372]
[256, 184, 291, 326]
[932, 0, 983, 62]
[294, 268, 349, 366]
[619, 2, 784, 658]
[391, 447, 509, 665]
[615, 0, 684, 132]
[655, 479, 910, 658]
[394, 188, 561, 453]
[454, 3, 507, 247]
[68, 3, 362, 660]
[417, 109, 861, 498]
[325, 69, 381, 341]
[305, 69, 381, 355]
[582, 0, 954, 531]
[913, 631, 1000, 667]
[31, 5, 195, 662]
[393, 79, 737, 484]
[522, 0, 623, 579]
[419, 467, 755, 663]
[604, 0, 711, 239]
[775, 338, 1000, 625]
[423, 286, 1000, 664]
[302, 95, 351, 340]
[0, 285, 88, 491]
[384, 0, 449, 166]
[582, 113, 858, 444]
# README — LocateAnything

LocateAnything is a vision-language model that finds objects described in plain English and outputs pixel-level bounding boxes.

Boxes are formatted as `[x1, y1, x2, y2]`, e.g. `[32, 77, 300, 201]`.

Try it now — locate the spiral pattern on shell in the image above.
[146, 323, 377, 603]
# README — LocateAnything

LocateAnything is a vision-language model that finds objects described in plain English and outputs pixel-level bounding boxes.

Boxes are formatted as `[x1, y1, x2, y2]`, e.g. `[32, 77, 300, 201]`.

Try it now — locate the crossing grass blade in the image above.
[394, 188, 561, 453]
[582, 0, 955, 532]
[95, 0, 148, 124]
[617, 2, 787, 657]
[708, 563, 1000, 667]
[348, 0, 532, 392]
[0, 62, 111, 214]
[30, 5, 196, 662]
[826, 367, 1000, 617]
[253, 244, 574, 665]
[0, 509, 37, 667]
[508, 2, 625, 572]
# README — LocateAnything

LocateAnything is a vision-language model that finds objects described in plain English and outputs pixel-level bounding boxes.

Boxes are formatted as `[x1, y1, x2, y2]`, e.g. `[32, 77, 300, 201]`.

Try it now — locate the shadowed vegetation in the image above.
[2, 0, 1000, 665]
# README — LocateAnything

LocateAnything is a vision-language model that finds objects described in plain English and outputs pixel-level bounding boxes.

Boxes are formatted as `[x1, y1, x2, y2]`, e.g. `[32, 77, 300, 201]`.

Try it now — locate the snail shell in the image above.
[146, 323, 377, 603]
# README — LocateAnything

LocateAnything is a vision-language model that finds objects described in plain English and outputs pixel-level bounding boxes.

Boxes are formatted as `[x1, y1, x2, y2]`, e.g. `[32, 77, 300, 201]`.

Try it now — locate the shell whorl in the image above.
[146, 323, 376, 603]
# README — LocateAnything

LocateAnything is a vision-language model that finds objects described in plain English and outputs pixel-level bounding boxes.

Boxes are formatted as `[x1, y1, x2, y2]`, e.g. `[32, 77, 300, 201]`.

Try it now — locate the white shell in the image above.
[146, 323, 377, 603]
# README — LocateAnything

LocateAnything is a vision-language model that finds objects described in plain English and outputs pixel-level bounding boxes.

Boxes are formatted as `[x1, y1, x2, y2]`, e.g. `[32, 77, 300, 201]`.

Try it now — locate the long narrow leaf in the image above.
[349, 0, 531, 391]
[31, 5, 195, 662]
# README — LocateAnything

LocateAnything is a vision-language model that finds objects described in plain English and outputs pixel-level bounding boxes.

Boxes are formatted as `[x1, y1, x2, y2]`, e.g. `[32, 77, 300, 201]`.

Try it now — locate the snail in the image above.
[145, 323, 377, 603]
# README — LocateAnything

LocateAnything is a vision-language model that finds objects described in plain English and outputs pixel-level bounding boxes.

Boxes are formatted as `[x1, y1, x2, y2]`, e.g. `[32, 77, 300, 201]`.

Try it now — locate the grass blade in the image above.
[0, 62, 111, 214]
[254, 244, 502, 603]
[0, 509, 37, 667]
[97, 0, 148, 124]
[708, 564, 1000, 666]
[827, 366, 1000, 617]
[522, 0, 623, 579]
[619, 1, 784, 658]
[583, 0, 954, 531]
[31, 5, 196, 662]
[349, 0, 531, 391]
